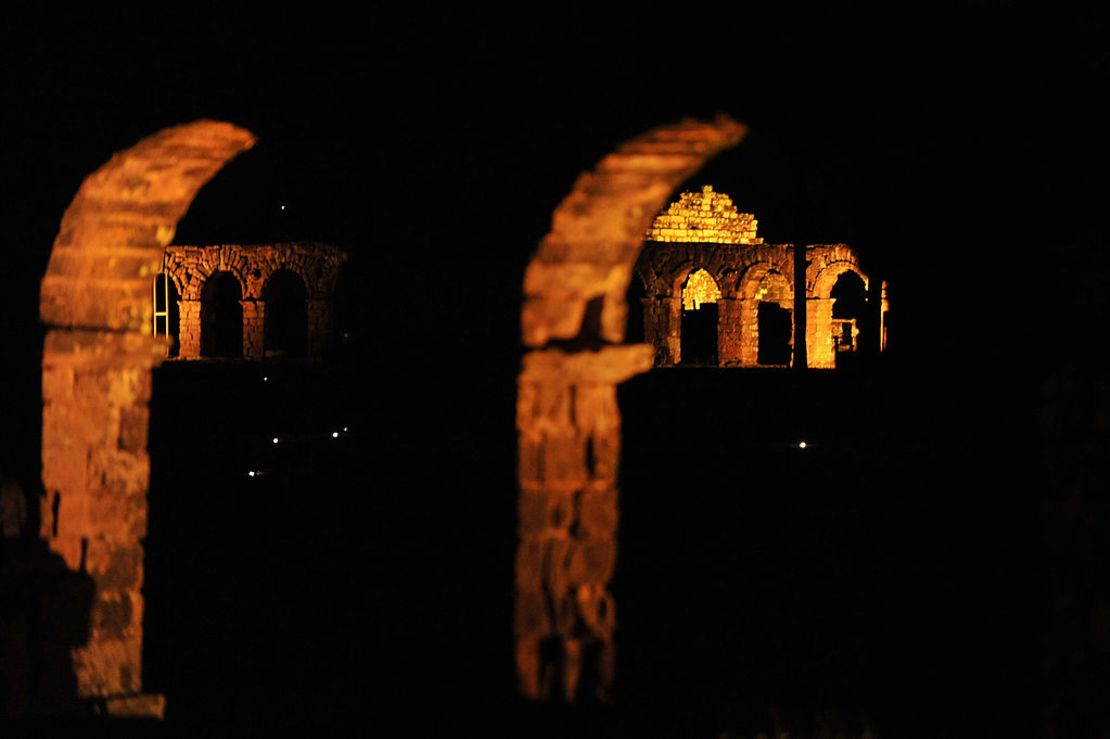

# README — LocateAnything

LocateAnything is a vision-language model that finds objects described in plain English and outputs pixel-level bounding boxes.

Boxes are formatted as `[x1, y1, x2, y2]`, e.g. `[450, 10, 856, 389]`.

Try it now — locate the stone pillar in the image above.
[807, 297, 835, 369]
[40, 330, 165, 708]
[643, 296, 681, 366]
[177, 300, 201, 358]
[738, 299, 759, 367]
[242, 299, 265, 360]
[516, 346, 650, 702]
[307, 298, 331, 359]
[718, 298, 744, 366]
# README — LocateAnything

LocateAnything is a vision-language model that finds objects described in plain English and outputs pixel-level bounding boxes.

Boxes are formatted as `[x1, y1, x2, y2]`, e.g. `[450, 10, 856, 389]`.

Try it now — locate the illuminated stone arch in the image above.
[516, 116, 746, 701]
[39, 121, 255, 713]
[805, 246, 870, 368]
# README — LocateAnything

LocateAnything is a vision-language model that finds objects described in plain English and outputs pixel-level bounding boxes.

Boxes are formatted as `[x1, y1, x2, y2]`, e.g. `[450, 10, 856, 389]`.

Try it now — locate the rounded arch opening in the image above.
[680, 268, 721, 366]
[262, 268, 308, 358]
[516, 116, 747, 702]
[201, 271, 244, 359]
[830, 269, 868, 366]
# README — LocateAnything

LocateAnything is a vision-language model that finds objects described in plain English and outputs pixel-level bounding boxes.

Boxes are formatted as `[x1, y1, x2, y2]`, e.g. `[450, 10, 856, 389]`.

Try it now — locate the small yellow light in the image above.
[248, 470, 256, 477]
[798, 441, 807, 449]
[272, 437, 279, 444]
[332, 431, 339, 439]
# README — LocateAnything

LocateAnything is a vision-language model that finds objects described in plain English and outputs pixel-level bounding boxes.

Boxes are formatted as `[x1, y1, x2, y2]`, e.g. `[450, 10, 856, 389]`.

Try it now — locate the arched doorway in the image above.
[680, 268, 721, 365]
[263, 269, 308, 358]
[755, 271, 793, 366]
[201, 272, 243, 359]
[830, 270, 868, 368]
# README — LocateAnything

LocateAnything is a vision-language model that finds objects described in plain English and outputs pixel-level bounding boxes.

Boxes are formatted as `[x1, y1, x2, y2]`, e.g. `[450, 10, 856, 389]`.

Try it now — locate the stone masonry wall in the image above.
[518, 116, 746, 701]
[163, 243, 346, 359]
[40, 121, 255, 716]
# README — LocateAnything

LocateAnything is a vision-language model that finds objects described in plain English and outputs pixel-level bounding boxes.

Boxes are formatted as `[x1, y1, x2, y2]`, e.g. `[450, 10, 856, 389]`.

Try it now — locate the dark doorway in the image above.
[831, 271, 868, 369]
[757, 302, 792, 366]
[200, 272, 243, 358]
[680, 269, 720, 366]
[626, 275, 646, 345]
[681, 303, 718, 365]
[263, 269, 308, 358]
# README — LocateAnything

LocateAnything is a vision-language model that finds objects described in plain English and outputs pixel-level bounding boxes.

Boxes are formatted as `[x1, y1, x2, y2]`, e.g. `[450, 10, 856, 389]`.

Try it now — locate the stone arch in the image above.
[806, 251, 870, 369]
[193, 252, 250, 301]
[262, 267, 309, 358]
[811, 260, 868, 300]
[516, 116, 746, 701]
[200, 270, 245, 358]
[39, 121, 254, 710]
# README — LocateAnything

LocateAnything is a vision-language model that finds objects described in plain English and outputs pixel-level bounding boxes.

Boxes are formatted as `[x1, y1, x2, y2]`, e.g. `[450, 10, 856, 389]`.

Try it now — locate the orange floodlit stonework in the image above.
[40, 121, 255, 717]
[517, 116, 747, 702]
[634, 189, 887, 368]
[158, 242, 346, 359]
[681, 268, 721, 311]
[645, 185, 762, 245]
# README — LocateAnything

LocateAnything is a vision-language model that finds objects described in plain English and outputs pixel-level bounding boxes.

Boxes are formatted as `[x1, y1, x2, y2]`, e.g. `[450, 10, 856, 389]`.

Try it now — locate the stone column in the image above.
[40, 330, 166, 716]
[177, 300, 201, 358]
[307, 299, 331, 358]
[241, 299, 265, 360]
[807, 297, 835, 369]
[643, 296, 681, 366]
[738, 299, 759, 367]
[516, 346, 651, 702]
[718, 297, 744, 366]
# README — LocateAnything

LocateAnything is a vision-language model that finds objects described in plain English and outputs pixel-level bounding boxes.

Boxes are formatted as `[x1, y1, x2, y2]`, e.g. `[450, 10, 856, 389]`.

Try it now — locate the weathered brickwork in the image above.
[40, 121, 255, 715]
[634, 192, 881, 369]
[162, 242, 346, 360]
[518, 117, 747, 701]
[805, 244, 868, 369]
[645, 185, 762, 245]
[635, 238, 796, 366]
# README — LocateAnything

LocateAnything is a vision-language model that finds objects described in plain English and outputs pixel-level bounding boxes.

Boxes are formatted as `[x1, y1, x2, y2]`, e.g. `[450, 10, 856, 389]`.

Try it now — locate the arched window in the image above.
[680, 268, 720, 365]
[754, 272, 792, 366]
[262, 269, 308, 358]
[152, 273, 181, 358]
[200, 272, 243, 358]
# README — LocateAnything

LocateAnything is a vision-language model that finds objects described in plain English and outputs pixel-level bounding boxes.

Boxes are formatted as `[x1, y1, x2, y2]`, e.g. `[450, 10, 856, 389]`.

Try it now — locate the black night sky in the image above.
[2, 5, 1109, 736]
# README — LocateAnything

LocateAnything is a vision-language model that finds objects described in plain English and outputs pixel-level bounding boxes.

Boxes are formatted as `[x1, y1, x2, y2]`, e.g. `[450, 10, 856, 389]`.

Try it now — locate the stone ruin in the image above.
[633, 185, 890, 369]
[157, 242, 346, 360]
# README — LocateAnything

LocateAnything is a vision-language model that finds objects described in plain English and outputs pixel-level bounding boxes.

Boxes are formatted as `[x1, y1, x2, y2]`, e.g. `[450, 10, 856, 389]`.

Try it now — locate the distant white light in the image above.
[343, 426, 349, 433]
[280, 204, 286, 211]
[248, 470, 256, 477]
[798, 441, 808, 449]
[272, 437, 279, 444]
[263, 376, 268, 382]
[332, 431, 340, 439]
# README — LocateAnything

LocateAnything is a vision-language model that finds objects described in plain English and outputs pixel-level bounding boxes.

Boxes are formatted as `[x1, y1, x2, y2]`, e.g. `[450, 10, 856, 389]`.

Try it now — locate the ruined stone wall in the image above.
[634, 242, 794, 366]
[162, 243, 346, 359]
[634, 239, 878, 370]
[518, 116, 746, 701]
[39, 121, 255, 716]
[805, 244, 868, 370]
